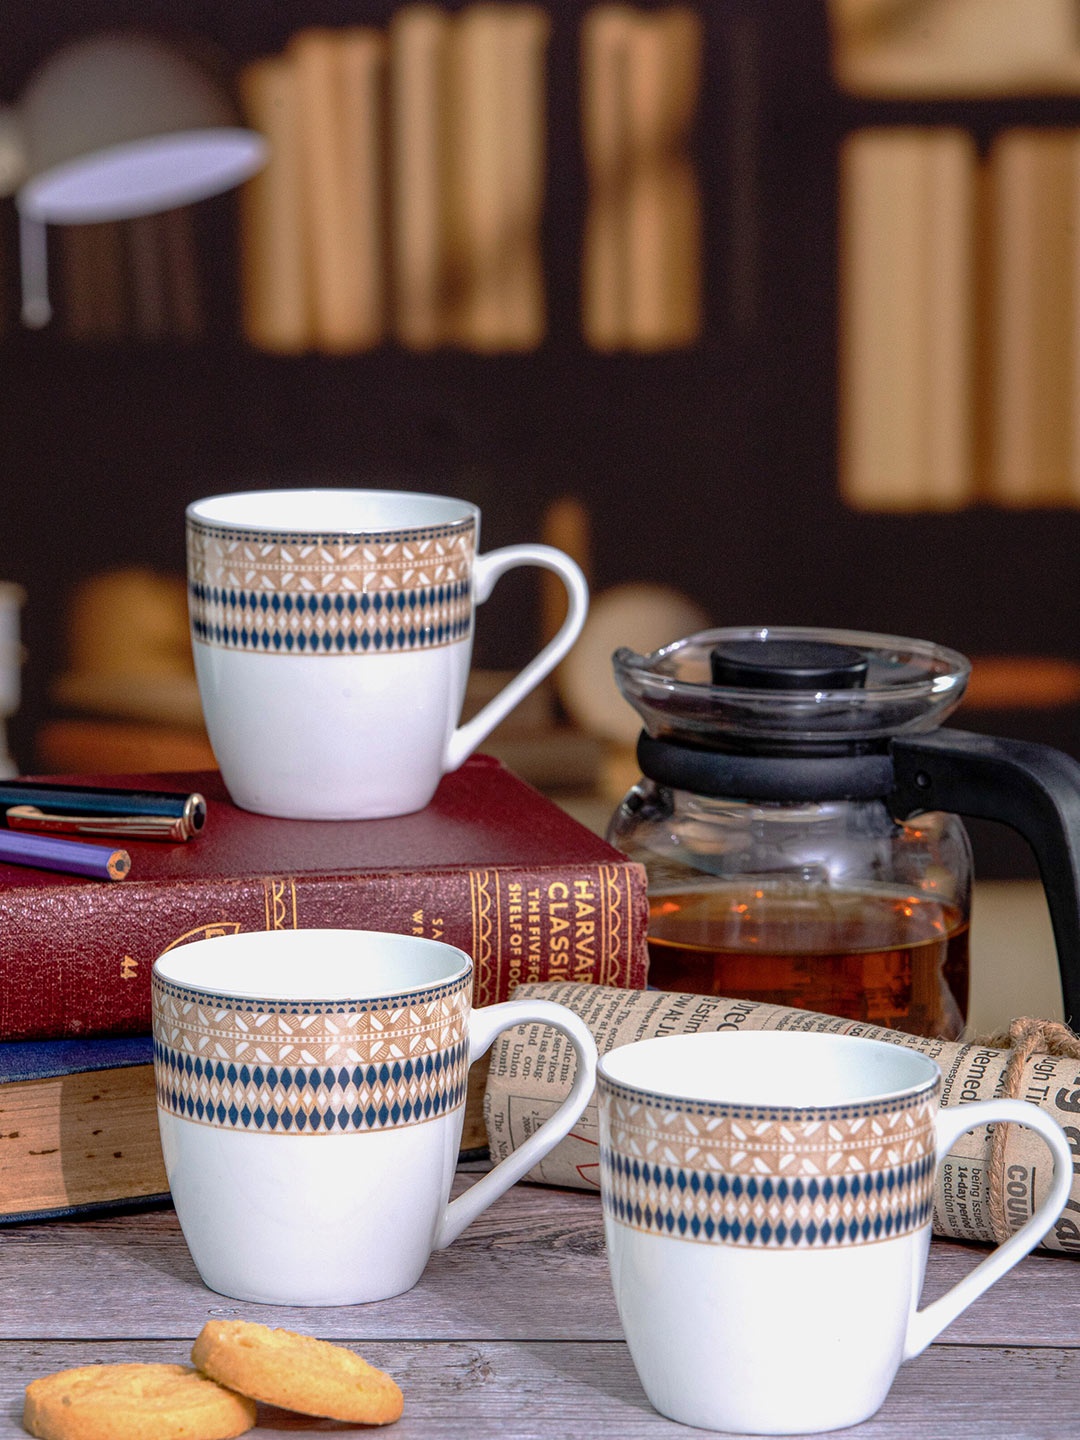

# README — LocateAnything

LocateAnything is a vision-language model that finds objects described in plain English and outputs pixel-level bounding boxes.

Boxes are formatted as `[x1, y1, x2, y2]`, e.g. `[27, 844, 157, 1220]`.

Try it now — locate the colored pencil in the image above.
[0, 831, 130, 881]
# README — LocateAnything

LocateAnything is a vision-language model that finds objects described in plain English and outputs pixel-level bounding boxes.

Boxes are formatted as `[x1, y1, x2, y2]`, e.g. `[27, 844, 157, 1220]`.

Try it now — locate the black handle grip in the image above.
[890, 728, 1080, 1027]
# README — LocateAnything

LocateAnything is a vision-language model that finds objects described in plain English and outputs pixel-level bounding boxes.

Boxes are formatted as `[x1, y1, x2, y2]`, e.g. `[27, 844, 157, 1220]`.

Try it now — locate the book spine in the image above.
[922, 131, 977, 509]
[581, 6, 636, 351]
[388, 5, 452, 350]
[580, 5, 702, 353]
[446, 4, 508, 350]
[987, 127, 1080, 505]
[839, 126, 977, 512]
[291, 26, 388, 354]
[495, 5, 550, 351]
[237, 54, 313, 354]
[444, 4, 550, 353]
[338, 26, 389, 352]
[623, 6, 703, 352]
[0, 862, 648, 1040]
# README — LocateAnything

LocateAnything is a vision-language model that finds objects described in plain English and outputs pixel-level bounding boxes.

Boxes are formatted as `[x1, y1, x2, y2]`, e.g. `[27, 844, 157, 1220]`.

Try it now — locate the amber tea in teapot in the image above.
[608, 627, 1080, 1039]
[646, 882, 967, 1038]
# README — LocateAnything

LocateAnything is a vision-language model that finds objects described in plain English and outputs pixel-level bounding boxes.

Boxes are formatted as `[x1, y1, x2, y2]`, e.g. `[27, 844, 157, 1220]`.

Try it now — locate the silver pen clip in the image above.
[4, 806, 195, 842]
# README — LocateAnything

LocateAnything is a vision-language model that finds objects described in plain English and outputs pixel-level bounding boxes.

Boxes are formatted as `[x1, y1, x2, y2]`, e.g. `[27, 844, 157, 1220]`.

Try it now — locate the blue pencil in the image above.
[0, 830, 130, 881]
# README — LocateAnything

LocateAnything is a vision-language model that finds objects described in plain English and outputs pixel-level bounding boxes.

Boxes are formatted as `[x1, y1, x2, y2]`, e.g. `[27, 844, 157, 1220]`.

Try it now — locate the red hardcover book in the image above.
[0, 755, 648, 1041]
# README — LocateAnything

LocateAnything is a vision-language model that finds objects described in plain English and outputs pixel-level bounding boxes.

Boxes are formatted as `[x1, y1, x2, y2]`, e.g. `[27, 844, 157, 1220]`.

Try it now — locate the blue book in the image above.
[0, 1034, 170, 1224]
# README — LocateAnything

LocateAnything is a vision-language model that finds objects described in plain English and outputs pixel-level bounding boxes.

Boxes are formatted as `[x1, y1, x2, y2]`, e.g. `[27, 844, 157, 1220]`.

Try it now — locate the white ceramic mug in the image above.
[185, 488, 588, 818]
[597, 1030, 1072, 1435]
[152, 928, 597, 1306]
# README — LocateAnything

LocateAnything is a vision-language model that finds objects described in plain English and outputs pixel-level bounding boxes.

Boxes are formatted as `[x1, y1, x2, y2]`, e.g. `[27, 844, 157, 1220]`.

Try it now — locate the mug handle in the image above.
[433, 998, 598, 1249]
[903, 1099, 1072, 1359]
[443, 544, 589, 772]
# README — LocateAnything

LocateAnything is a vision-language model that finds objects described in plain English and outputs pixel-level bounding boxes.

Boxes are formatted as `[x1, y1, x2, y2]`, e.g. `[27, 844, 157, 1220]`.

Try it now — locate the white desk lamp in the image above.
[0, 31, 268, 326]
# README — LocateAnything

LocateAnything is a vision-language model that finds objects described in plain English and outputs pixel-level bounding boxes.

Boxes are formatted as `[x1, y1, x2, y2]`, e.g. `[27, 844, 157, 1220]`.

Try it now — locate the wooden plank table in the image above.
[0, 1174, 1077, 1439]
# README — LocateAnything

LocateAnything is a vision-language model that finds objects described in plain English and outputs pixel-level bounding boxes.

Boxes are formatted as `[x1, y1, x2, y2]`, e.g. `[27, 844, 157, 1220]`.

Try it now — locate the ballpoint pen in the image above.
[0, 783, 206, 841]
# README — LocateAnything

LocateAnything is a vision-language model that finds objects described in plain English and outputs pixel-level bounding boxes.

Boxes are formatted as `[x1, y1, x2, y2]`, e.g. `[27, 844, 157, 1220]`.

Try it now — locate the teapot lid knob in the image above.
[710, 638, 869, 692]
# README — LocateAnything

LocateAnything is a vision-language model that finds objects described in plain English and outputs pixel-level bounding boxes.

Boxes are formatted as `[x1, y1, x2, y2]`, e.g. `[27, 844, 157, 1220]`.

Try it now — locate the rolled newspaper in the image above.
[483, 983, 1080, 1256]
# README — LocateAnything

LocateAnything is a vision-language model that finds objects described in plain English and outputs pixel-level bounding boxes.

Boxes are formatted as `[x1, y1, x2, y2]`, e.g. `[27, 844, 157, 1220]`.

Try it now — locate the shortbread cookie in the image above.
[23, 1362, 256, 1440]
[192, 1319, 403, 1425]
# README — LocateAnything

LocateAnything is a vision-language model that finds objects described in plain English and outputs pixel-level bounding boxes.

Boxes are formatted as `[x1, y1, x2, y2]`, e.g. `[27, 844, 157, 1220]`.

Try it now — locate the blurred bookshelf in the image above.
[0, 1, 1077, 885]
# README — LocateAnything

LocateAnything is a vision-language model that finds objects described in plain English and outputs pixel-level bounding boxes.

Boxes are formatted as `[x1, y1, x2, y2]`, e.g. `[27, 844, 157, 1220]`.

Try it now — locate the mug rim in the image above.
[152, 927, 473, 1004]
[598, 1030, 941, 1111]
[186, 488, 479, 534]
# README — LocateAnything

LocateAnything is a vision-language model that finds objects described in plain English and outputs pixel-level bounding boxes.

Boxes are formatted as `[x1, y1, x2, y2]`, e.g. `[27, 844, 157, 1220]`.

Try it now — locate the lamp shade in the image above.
[16, 32, 266, 222]
[5, 31, 268, 325]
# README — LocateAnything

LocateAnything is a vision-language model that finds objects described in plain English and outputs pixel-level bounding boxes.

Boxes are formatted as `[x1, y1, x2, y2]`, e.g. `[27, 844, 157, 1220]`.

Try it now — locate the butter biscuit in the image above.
[192, 1319, 403, 1425]
[23, 1362, 256, 1440]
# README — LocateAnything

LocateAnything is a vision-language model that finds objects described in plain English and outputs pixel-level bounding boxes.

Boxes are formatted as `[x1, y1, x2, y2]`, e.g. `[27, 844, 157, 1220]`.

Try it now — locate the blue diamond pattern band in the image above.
[598, 1076, 938, 1249]
[187, 517, 475, 655]
[155, 1042, 469, 1133]
[152, 971, 471, 1135]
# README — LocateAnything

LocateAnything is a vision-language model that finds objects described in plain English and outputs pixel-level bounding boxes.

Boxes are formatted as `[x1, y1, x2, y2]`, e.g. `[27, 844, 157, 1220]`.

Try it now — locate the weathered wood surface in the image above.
[0, 1177, 1077, 1438]
[0, 1340, 1076, 1440]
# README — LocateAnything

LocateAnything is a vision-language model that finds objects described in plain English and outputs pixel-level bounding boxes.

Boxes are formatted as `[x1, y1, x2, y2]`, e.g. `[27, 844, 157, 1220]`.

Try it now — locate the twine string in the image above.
[982, 1017, 1080, 1244]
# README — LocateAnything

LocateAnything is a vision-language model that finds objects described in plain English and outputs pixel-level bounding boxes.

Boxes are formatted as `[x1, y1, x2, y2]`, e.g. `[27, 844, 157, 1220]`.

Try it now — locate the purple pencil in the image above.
[0, 830, 130, 881]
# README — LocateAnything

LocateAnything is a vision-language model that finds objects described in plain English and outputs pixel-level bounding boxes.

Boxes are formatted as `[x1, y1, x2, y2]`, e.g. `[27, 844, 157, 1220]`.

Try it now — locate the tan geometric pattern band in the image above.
[153, 973, 471, 1134]
[187, 517, 475, 655]
[599, 1079, 938, 1248]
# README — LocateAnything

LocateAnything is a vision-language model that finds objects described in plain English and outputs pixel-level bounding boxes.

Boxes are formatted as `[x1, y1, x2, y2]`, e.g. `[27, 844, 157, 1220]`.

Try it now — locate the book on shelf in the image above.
[581, 5, 633, 351]
[986, 127, 1080, 506]
[837, 125, 977, 511]
[446, 5, 508, 350]
[0, 754, 647, 1043]
[238, 7, 550, 355]
[581, 4, 703, 353]
[493, 5, 550, 350]
[623, 6, 703, 352]
[291, 25, 387, 353]
[0, 1034, 168, 1225]
[446, 4, 550, 351]
[828, 0, 1080, 99]
[238, 53, 313, 353]
[337, 26, 390, 349]
[388, 4, 454, 350]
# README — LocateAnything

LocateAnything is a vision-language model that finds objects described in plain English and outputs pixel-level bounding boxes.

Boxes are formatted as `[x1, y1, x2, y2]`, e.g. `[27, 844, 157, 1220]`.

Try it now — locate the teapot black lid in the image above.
[710, 639, 869, 692]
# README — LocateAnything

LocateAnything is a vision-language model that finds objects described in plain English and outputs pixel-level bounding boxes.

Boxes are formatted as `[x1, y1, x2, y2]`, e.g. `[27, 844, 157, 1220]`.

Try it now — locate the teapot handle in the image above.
[889, 728, 1080, 1028]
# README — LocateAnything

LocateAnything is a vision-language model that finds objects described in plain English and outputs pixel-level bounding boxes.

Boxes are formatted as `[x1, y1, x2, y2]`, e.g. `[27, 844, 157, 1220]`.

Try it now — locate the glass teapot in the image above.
[606, 625, 1080, 1039]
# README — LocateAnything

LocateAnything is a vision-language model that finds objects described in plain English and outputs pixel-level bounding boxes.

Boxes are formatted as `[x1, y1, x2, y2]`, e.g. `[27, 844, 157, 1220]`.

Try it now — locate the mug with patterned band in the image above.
[597, 1030, 1071, 1435]
[185, 488, 588, 819]
[152, 927, 597, 1306]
